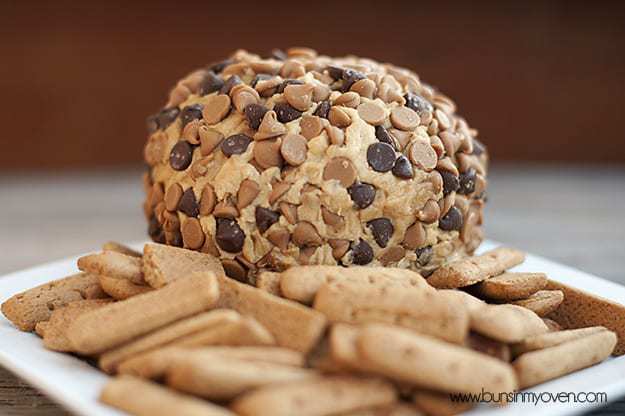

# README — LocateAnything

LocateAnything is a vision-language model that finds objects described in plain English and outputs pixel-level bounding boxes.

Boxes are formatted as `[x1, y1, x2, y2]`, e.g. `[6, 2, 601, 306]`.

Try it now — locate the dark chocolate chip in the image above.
[350, 239, 374, 265]
[244, 104, 269, 130]
[392, 155, 414, 179]
[374, 126, 398, 151]
[367, 142, 396, 173]
[270, 49, 287, 61]
[439, 206, 463, 231]
[251, 74, 272, 88]
[341, 69, 365, 92]
[146, 114, 159, 134]
[255, 207, 280, 233]
[277, 79, 304, 94]
[156, 107, 180, 130]
[180, 103, 203, 127]
[169, 141, 193, 171]
[208, 59, 233, 74]
[220, 75, 242, 95]
[274, 102, 302, 123]
[440, 170, 460, 196]
[221, 134, 252, 157]
[404, 92, 433, 115]
[367, 218, 394, 248]
[472, 139, 485, 156]
[326, 66, 344, 80]
[347, 182, 376, 209]
[199, 71, 224, 96]
[458, 168, 477, 195]
[415, 245, 433, 267]
[148, 216, 165, 243]
[178, 188, 199, 217]
[313, 101, 331, 119]
[215, 218, 245, 253]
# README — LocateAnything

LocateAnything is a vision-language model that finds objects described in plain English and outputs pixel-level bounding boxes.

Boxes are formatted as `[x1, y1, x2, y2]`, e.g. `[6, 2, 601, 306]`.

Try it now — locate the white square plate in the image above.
[1, 240, 625, 416]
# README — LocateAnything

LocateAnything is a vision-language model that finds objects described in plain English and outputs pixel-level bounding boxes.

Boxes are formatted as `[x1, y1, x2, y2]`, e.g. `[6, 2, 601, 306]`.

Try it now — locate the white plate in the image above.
[1, 240, 625, 416]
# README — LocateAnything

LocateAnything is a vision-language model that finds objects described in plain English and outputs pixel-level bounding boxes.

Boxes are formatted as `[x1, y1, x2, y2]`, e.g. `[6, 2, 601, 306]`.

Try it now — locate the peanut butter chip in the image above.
[279, 202, 298, 224]
[181, 119, 200, 144]
[325, 125, 345, 146]
[328, 239, 350, 260]
[181, 218, 205, 250]
[323, 157, 357, 187]
[280, 134, 308, 166]
[202, 94, 231, 124]
[199, 126, 223, 156]
[267, 228, 290, 251]
[300, 115, 324, 140]
[284, 83, 314, 111]
[350, 78, 376, 98]
[435, 108, 452, 130]
[380, 246, 406, 265]
[357, 102, 386, 126]
[333, 92, 360, 108]
[418, 199, 441, 224]
[254, 111, 286, 141]
[237, 179, 260, 210]
[328, 106, 352, 128]
[321, 206, 345, 229]
[164, 183, 183, 212]
[312, 84, 331, 101]
[253, 138, 284, 169]
[269, 181, 290, 205]
[389, 128, 412, 150]
[231, 85, 260, 113]
[292, 222, 322, 247]
[390, 107, 420, 131]
[199, 184, 216, 215]
[213, 196, 239, 219]
[409, 139, 438, 171]
[402, 222, 426, 250]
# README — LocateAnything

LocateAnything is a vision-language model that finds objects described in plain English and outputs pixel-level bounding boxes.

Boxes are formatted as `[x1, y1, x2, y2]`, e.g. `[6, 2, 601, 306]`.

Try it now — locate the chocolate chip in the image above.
[220, 75, 242, 95]
[270, 49, 287, 60]
[392, 155, 414, 179]
[348, 182, 376, 209]
[178, 188, 199, 217]
[255, 207, 280, 233]
[326, 66, 344, 80]
[251, 74, 272, 88]
[374, 126, 398, 150]
[313, 100, 331, 119]
[440, 171, 460, 196]
[148, 215, 165, 243]
[439, 206, 463, 231]
[367, 142, 396, 172]
[350, 239, 373, 265]
[221, 134, 252, 157]
[156, 107, 180, 130]
[169, 141, 193, 171]
[244, 104, 269, 130]
[274, 102, 302, 123]
[472, 139, 485, 156]
[458, 168, 477, 195]
[341, 69, 366, 92]
[277, 79, 304, 94]
[415, 245, 433, 267]
[404, 92, 433, 115]
[180, 104, 203, 127]
[208, 59, 233, 74]
[146, 114, 159, 133]
[199, 71, 225, 96]
[367, 218, 394, 248]
[215, 218, 245, 253]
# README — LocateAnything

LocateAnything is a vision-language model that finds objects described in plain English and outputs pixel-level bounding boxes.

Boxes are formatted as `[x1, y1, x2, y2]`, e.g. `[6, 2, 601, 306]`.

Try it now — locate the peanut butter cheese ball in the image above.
[142, 48, 488, 281]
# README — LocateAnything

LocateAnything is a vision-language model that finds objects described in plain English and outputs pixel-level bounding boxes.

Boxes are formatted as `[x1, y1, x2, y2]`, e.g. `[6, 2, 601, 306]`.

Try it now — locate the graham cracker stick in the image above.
[102, 241, 141, 257]
[98, 274, 152, 300]
[511, 290, 564, 317]
[473, 272, 547, 301]
[512, 326, 607, 357]
[78, 251, 145, 285]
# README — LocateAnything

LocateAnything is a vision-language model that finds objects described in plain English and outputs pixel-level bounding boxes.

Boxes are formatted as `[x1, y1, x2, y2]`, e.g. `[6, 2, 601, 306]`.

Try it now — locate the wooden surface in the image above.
[0, 164, 624, 415]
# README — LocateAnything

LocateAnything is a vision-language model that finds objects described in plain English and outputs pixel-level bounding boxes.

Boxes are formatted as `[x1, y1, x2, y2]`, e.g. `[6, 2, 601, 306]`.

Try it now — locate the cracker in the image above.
[1, 272, 107, 331]
[542, 318, 562, 332]
[465, 332, 511, 362]
[67, 273, 219, 355]
[314, 281, 468, 344]
[413, 390, 473, 416]
[256, 271, 282, 296]
[142, 243, 224, 288]
[471, 304, 548, 343]
[165, 353, 318, 400]
[231, 376, 397, 416]
[215, 274, 327, 354]
[174, 315, 275, 348]
[428, 247, 525, 289]
[34, 321, 48, 338]
[98, 274, 152, 300]
[281, 265, 432, 304]
[102, 241, 141, 257]
[117, 347, 183, 379]
[335, 404, 421, 416]
[545, 279, 625, 355]
[189, 346, 305, 367]
[356, 324, 517, 394]
[77, 251, 145, 285]
[512, 326, 608, 357]
[100, 375, 235, 416]
[513, 329, 617, 388]
[511, 290, 564, 317]
[437, 289, 485, 314]
[473, 272, 547, 301]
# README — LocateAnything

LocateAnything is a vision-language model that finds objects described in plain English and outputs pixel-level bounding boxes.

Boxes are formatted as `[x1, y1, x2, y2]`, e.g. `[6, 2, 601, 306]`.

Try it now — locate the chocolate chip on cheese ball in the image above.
[142, 47, 488, 281]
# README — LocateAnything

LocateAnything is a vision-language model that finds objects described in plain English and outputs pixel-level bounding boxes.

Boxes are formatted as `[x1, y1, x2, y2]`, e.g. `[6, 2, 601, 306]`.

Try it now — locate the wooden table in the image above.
[1, 165, 624, 415]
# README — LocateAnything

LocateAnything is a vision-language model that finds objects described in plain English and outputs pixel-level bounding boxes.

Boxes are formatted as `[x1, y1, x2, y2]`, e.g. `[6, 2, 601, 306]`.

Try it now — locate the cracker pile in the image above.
[2, 242, 624, 416]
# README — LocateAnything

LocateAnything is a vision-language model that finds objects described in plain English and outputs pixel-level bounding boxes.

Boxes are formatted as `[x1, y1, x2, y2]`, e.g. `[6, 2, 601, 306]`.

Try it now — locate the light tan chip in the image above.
[356, 324, 518, 395]
[215, 274, 327, 354]
[1, 272, 107, 331]
[100, 375, 235, 416]
[77, 251, 145, 285]
[428, 247, 526, 289]
[474, 272, 547, 301]
[511, 290, 564, 317]
[232, 376, 397, 416]
[99, 309, 241, 373]
[512, 326, 608, 357]
[471, 304, 548, 343]
[255, 271, 282, 296]
[314, 281, 468, 344]
[142, 243, 224, 288]
[545, 280, 625, 355]
[98, 274, 152, 300]
[166, 354, 318, 401]
[281, 265, 432, 304]
[513, 329, 617, 388]
[67, 273, 219, 355]
[102, 241, 141, 257]
[413, 390, 473, 416]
